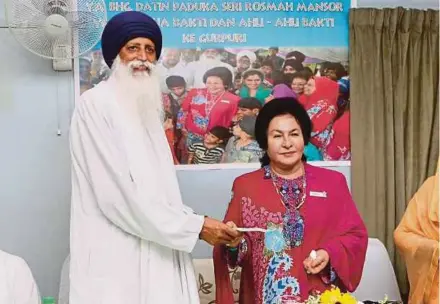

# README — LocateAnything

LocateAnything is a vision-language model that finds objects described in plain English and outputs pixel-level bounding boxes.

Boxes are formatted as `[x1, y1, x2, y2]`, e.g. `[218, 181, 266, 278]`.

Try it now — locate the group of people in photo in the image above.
[79, 46, 351, 164]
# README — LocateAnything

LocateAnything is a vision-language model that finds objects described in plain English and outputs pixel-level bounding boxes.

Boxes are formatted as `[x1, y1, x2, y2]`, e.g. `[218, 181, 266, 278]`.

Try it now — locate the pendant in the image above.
[264, 225, 286, 255]
[283, 209, 305, 248]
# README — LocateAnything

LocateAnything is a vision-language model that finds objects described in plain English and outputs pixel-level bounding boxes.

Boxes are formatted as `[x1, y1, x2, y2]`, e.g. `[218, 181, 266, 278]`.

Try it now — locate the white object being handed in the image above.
[235, 227, 267, 233]
[309, 250, 317, 260]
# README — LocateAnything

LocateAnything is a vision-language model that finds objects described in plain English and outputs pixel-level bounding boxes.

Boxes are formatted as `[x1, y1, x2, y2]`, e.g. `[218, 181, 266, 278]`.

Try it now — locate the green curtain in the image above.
[349, 7, 439, 299]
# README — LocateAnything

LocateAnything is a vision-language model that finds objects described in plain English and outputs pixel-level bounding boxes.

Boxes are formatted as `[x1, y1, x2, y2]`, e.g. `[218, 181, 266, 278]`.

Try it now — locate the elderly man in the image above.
[69, 11, 241, 304]
[156, 48, 188, 93]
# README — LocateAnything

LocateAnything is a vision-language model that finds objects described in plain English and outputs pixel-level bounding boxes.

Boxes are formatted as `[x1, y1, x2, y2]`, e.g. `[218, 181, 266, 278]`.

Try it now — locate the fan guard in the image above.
[5, 0, 107, 59]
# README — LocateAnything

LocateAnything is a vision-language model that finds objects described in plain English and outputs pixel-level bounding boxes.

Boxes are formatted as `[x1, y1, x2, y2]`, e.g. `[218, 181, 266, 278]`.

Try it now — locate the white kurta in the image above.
[69, 78, 205, 303]
[0, 250, 41, 304]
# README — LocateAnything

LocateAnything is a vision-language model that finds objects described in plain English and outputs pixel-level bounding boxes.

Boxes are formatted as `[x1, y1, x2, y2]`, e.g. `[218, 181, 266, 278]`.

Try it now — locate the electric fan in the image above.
[4, 0, 107, 62]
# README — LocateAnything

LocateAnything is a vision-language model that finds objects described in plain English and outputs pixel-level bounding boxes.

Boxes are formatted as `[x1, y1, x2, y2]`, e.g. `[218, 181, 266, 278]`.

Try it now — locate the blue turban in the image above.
[101, 11, 162, 68]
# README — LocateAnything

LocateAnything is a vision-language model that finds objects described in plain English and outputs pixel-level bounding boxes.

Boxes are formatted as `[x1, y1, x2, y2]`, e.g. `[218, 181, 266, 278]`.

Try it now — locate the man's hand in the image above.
[199, 217, 242, 246]
[303, 249, 330, 274]
[225, 221, 243, 248]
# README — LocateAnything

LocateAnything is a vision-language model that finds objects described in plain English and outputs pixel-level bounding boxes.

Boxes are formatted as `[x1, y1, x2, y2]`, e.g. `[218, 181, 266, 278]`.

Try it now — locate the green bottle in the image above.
[42, 297, 56, 304]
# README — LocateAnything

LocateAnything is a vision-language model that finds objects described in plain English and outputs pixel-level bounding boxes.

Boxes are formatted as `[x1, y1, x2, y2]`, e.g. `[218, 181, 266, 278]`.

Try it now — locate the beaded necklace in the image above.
[265, 165, 307, 248]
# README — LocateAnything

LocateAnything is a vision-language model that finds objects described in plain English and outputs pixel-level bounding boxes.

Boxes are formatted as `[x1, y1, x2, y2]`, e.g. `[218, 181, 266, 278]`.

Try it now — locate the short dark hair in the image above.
[209, 126, 231, 142]
[261, 60, 274, 69]
[285, 70, 311, 85]
[326, 62, 347, 80]
[239, 97, 262, 110]
[271, 70, 287, 86]
[165, 75, 186, 89]
[242, 69, 264, 81]
[255, 98, 312, 166]
[319, 61, 331, 74]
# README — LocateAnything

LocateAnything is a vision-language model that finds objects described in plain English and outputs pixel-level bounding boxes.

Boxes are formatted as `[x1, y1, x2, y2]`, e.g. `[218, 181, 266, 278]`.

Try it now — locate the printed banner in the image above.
[77, 0, 351, 166]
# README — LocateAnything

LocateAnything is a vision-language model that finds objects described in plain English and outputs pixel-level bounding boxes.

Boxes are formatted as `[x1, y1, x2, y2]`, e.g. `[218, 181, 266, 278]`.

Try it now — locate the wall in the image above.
[0, 0, 437, 299]
[0, 28, 73, 297]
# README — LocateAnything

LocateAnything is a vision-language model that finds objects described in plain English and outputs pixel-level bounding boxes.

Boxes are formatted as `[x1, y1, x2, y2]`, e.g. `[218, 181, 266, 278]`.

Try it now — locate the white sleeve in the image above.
[70, 99, 204, 253]
[12, 257, 41, 304]
[57, 255, 70, 304]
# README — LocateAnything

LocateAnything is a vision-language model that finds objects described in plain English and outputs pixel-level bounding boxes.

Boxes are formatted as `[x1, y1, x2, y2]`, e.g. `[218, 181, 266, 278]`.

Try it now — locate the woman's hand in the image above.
[225, 221, 243, 248]
[303, 249, 330, 274]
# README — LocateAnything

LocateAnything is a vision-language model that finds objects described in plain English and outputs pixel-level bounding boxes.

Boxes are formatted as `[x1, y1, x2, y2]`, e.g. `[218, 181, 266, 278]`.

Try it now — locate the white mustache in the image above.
[128, 60, 154, 71]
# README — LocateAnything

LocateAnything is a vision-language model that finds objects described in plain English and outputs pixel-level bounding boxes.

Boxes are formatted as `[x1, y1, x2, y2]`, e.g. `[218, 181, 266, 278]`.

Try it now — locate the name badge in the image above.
[220, 100, 230, 104]
[310, 191, 327, 198]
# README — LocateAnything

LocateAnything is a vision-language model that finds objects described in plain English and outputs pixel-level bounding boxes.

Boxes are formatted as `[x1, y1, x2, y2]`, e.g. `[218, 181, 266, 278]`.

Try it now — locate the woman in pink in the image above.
[298, 77, 339, 152]
[213, 98, 367, 303]
[177, 67, 239, 148]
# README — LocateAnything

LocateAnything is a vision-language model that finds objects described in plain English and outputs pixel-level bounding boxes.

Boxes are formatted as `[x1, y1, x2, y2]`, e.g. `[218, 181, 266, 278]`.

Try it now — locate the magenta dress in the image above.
[214, 163, 368, 303]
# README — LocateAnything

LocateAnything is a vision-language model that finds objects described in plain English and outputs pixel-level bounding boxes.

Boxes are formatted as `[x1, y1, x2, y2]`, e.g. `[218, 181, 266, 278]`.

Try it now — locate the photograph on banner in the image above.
[76, 0, 351, 166]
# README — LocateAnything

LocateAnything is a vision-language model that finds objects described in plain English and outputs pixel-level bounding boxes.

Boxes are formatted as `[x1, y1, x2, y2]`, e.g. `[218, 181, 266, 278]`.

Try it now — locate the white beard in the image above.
[110, 56, 164, 128]
[199, 53, 221, 63]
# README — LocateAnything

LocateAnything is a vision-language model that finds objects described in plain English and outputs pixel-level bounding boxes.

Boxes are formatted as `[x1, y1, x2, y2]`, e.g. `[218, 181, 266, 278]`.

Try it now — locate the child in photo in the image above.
[234, 97, 262, 122]
[187, 126, 231, 165]
[224, 115, 262, 163]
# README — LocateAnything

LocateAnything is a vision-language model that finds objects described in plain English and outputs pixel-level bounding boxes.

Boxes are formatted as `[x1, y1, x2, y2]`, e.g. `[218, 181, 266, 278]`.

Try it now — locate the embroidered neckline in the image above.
[263, 165, 306, 249]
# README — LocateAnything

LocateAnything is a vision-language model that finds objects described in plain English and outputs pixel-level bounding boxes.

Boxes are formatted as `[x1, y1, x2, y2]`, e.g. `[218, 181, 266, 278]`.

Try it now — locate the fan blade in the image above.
[65, 10, 105, 55]
[6, 0, 47, 24]
[6, 0, 106, 59]
[12, 26, 56, 58]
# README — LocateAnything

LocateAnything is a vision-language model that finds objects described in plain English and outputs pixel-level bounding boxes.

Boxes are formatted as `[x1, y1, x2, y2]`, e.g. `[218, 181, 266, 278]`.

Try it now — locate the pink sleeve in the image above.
[318, 174, 368, 292]
[213, 177, 247, 304]
[311, 103, 337, 134]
